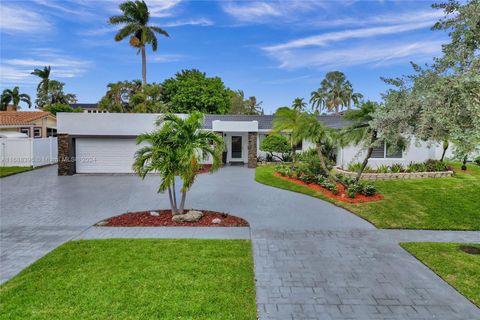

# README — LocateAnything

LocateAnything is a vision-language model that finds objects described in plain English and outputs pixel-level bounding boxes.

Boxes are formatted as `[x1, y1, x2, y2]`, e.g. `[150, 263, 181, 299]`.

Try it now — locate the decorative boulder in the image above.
[150, 211, 160, 216]
[212, 218, 221, 224]
[172, 210, 204, 222]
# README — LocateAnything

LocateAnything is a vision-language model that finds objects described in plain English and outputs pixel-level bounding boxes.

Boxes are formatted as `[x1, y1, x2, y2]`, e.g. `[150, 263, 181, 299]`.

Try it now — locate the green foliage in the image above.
[390, 163, 404, 173]
[43, 103, 83, 115]
[1, 87, 31, 110]
[40, 80, 76, 106]
[475, 156, 480, 166]
[260, 135, 291, 162]
[347, 160, 451, 174]
[228, 90, 263, 115]
[98, 80, 166, 113]
[310, 71, 363, 113]
[160, 69, 231, 114]
[376, 164, 389, 173]
[363, 184, 377, 196]
[31, 66, 51, 108]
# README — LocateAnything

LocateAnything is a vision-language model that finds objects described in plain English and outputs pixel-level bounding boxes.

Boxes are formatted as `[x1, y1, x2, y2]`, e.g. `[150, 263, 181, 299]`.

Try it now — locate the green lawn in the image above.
[0, 166, 33, 177]
[255, 163, 480, 230]
[0, 239, 257, 320]
[401, 242, 480, 307]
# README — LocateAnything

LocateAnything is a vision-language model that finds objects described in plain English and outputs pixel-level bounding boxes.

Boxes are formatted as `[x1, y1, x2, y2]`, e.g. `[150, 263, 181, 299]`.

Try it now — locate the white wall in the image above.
[337, 139, 436, 169]
[0, 137, 57, 167]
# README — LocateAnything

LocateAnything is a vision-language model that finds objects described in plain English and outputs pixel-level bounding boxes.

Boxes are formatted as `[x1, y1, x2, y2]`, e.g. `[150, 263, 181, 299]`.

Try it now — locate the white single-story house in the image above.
[56, 112, 459, 175]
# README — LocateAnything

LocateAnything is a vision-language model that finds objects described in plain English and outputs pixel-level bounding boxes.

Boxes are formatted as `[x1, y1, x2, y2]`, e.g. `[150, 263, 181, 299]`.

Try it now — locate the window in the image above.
[33, 127, 42, 138]
[47, 128, 57, 137]
[20, 127, 30, 137]
[294, 140, 303, 151]
[371, 140, 402, 159]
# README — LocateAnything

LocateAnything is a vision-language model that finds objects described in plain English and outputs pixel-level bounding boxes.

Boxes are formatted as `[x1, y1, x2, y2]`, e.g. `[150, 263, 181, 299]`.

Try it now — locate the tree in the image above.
[43, 103, 83, 115]
[109, 0, 169, 86]
[133, 112, 223, 216]
[310, 71, 363, 113]
[244, 96, 263, 115]
[341, 101, 384, 182]
[160, 69, 231, 114]
[373, 1, 480, 168]
[31, 66, 51, 108]
[1, 87, 31, 110]
[272, 107, 308, 165]
[44, 80, 77, 105]
[300, 113, 344, 185]
[292, 97, 307, 111]
[228, 90, 263, 115]
[260, 135, 291, 161]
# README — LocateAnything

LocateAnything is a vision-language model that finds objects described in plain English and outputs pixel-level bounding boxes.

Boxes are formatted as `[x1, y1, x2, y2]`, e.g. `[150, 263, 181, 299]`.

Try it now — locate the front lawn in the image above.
[0, 166, 33, 177]
[401, 242, 480, 307]
[255, 163, 480, 230]
[0, 239, 257, 320]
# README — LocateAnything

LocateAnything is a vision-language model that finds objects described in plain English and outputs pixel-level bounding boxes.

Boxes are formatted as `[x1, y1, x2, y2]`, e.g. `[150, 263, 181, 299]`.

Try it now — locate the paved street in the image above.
[1, 165, 479, 319]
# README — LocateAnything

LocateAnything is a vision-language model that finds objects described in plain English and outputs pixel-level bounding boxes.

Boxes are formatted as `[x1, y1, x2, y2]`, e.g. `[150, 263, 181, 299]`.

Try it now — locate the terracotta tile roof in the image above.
[0, 111, 54, 126]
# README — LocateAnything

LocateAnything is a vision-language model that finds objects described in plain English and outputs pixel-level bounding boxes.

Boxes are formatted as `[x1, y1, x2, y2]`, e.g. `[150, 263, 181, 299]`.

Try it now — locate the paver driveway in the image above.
[1, 165, 479, 319]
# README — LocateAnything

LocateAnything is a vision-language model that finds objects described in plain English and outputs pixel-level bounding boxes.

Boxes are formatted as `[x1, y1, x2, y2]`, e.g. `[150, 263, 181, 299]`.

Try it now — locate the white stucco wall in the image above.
[337, 139, 438, 169]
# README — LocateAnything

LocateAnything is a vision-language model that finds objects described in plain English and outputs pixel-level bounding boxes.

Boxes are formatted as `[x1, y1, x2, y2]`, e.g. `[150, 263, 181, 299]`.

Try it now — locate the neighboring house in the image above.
[56, 112, 454, 175]
[0, 111, 57, 138]
[70, 103, 107, 113]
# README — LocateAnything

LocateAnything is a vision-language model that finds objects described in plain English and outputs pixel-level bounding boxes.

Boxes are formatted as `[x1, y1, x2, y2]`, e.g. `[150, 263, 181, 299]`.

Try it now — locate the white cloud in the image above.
[0, 5, 53, 33]
[222, 2, 282, 20]
[1, 50, 92, 86]
[266, 40, 443, 70]
[263, 21, 436, 52]
[164, 18, 213, 27]
[146, 0, 183, 18]
[151, 54, 185, 63]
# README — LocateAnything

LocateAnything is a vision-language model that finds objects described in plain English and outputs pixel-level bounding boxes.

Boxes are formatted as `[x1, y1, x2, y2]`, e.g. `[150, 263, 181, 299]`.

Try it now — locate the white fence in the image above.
[0, 137, 58, 167]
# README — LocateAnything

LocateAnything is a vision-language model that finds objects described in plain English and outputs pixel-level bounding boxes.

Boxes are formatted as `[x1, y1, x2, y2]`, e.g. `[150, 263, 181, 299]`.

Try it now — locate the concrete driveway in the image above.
[1, 165, 479, 319]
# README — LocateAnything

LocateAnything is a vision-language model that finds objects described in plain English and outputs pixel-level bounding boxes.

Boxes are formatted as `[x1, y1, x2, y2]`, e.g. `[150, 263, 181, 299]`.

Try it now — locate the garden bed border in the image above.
[335, 167, 454, 180]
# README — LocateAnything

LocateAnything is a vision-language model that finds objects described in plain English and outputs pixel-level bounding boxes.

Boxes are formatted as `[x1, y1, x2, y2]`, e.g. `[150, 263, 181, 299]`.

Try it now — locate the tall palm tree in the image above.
[244, 96, 263, 115]
[292, 97, 307, 111]
[31, 66, 51, 93]
[1, 87, 31, 110]
[109, 0, 169, 85]
[310, 71, 362, 113]
[272, 107, 308, 166]
[133, 112, 223, 216]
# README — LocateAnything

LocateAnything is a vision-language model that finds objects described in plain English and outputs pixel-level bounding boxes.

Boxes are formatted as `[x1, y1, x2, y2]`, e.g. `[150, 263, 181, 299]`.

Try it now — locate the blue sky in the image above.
[0, 0, 448, 114]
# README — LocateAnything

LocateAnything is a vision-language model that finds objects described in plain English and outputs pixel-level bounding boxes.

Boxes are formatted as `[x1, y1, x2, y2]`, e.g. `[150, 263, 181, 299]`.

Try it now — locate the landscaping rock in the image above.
[212, 218, 221, 224]
[96, 220, 108, 226]
[150, 211, 160, 216]
[172, 210, 204, 222]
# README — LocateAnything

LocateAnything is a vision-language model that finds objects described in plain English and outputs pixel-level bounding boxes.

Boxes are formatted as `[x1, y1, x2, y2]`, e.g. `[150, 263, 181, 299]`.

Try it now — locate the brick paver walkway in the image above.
[1, 165, 479, 319]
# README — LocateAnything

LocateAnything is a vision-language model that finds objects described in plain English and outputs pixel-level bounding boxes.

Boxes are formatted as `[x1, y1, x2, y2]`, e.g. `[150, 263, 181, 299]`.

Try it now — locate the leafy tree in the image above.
[291, 97, 307, 111]
[260, 135, 291, 161]
[45, 80, 77, 105]
[109, 0, 169, 85]
[43, 103, 83, 115]
[1, 87, 31, 110]
[160, 69, 231, 114]
[31, 66, 51, 108]
[373, 1, 480, 167]
[272, 107, 309, 165]
[310, 71, 363, 113]
[228, 90, 263, 115]
[133, 112, 223, 216]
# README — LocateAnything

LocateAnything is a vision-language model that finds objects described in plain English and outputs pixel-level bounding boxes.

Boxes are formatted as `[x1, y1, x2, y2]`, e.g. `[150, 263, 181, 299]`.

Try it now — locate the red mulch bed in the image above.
[96, 210, 249, 227]
[274, 173, 383, 204]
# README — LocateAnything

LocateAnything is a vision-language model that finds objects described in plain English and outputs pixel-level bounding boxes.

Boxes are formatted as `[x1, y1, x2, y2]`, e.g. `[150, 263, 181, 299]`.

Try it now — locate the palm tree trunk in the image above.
[171, 179, 179, 215]
[440, 138, 449, 162]
[316, 143, 346, 187]
[141, 45, 147, 86]
[355, 130, 377, 182]
[179, 191, 187, 214]
[167, 186, 178, 215]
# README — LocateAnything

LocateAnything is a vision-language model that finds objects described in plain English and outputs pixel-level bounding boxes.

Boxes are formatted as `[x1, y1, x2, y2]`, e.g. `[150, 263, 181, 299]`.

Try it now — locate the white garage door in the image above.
[76, 138, 139, 173]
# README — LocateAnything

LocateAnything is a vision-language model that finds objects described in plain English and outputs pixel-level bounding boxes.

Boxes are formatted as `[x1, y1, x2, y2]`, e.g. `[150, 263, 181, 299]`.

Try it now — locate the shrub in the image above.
[260, 135, 291, 162]
[347, 186, 357, 198]
[321, 181, 338, 194]
[363, 184, 377, 196]
[475, 156, 480, 166]
[390, 163, 404, 173]
[376, 165, 389, 173]
[315, 175, 327, 185]
[347, 162, 362, 172]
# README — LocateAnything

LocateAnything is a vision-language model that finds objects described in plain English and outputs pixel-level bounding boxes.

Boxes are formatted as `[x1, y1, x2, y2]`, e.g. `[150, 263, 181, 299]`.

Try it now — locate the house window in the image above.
[371, 140, 402, 159]
[294, 140, 303, 151]
[20, 127, 30, 137]
[47, 128, 57, 137]
[33, 127, 42, 138]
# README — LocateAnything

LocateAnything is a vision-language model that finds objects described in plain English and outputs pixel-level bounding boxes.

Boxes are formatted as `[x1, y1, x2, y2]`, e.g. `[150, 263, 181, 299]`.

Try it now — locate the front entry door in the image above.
[231, 136, 242, 160]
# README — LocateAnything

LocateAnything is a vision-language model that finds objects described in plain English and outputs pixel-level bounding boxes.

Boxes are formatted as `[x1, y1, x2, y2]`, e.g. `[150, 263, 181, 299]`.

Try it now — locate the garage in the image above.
[75, 138, 139, 173]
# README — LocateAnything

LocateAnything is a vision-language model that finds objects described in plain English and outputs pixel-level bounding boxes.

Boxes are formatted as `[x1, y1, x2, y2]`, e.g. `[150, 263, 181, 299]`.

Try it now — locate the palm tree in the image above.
[1, 87, 31, 110]
[31, 66, 51, 93]
[109, 0, 169, 85]
[244, 96, 263, 115]
[341, 101, 380, 182]
[133, 112, 223, 217]
[292, 97, 307, 111]
[310, 71, 362, 113]
[300, 114, 344, 185]
[272, 107, 308, 166]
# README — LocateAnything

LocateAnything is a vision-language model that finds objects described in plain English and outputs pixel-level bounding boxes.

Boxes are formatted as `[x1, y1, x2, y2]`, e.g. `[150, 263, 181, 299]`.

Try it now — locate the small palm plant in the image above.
[133, 112, 223, 216]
